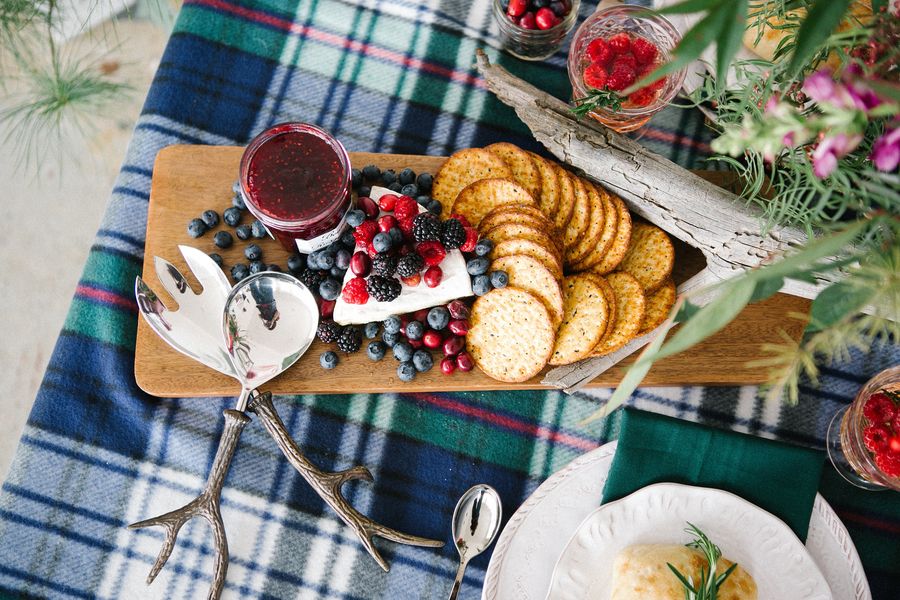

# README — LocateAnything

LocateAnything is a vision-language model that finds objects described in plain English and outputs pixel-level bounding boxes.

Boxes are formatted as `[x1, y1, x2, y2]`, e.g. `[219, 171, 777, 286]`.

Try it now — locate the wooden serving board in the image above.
[135, 145, 810, 397]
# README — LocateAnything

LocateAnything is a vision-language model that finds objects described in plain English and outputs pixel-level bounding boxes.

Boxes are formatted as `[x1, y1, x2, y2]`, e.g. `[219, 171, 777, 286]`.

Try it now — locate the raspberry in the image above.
[864, 392, 896, 424]
[353, 220, 378, 247]
[864, 424, 892, 453]
[648, 75, 667, 92]
[416, 241, 447, 266]
[460, 227, 479, 252]
[399, 217, 416, 237]
[586, 38, 611, 64]
[616, 52, 637, 72]
[628, 87, 655, 107]
[450, 213, 471, 228]
[393, 195, 419, 224]
[607, 65, 636, 91]
[607, 32, 631, 55]
[378, 193, 399, 211]
[341, 276, 369, 304]
[890, 435, 900, 454]
[631, 37, 658, 65]
[583, 63, 608, 90]
[875, 451, 900, 478]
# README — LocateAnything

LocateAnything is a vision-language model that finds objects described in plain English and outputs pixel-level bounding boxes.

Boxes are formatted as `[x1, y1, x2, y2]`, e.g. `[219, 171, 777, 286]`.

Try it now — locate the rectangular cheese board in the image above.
[134, 145, 810, 397]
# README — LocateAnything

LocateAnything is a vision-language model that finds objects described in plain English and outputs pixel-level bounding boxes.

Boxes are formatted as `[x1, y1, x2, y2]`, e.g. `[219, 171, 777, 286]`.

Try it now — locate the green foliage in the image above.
[787, 0, 852, 76]
[570, 88, 623, 117]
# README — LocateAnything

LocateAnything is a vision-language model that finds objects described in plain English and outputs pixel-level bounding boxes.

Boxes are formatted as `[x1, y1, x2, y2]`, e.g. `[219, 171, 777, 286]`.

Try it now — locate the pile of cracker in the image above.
[432, 143, 677, 383]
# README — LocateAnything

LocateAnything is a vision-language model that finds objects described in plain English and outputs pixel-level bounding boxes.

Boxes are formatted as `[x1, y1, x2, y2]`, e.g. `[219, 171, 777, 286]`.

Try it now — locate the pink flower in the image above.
[803, 70, 841, 106]
[803, 67, 883, 113]
[871, 128, 900, 172]
[812, 133, 863, 177]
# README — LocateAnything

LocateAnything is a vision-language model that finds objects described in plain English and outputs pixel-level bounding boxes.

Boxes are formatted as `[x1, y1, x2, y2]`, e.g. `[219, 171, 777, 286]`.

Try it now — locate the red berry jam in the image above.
[239, 122, 351, 252]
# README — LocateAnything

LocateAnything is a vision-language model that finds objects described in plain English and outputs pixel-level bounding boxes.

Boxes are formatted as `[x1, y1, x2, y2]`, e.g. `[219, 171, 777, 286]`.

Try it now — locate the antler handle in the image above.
[247, 392, 444, 571]
[129, 409, 250, 600]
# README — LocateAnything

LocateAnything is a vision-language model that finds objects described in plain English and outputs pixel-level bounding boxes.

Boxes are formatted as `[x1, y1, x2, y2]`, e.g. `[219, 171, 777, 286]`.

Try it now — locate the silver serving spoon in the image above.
[448, 484, 503, 600]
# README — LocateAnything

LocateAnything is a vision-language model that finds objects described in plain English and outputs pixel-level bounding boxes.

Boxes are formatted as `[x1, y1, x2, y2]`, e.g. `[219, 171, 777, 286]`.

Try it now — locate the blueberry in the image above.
[427, 306, 450, 330]
[405, 320, 424, 340]
[383, 315, 402, 334]
[466, 257, 490, 276]
[232, 180, 242, 194]
[490, 270, 509, 289]
[201, 209, 220, 228]
[359, 185, 371, 197]
[251, 220, 267, 238]
[364, 322, 380, 339]
[351, 168, 363, 188]
[317, 252, 335, 270]
[387, 182, 403, 193]
[330, 266, 346, 278]
[534, 0, 549, 7]
[416, 172, 433, 192]
[213, 230, 233, 248]
[381, 169, 397, 185]
[427, 199, 442, 216]
[335, 249, 351, 270]
[416, 195, 430, 206]
[232, 193, 246, 210]
[347, 209, 366, 228]
[249, 260, 266, 275]
[362, 164, 381, 181]
[473, 274, 492, 296]
[187, 218, 207, 238]
[223, 207, 242, 227]
[474, 239, 493, 257]
[245, 244, 263, 261]
[550, 0, 567, 16]
[397, 361, 416, 382]
[287, 254, 304, 272]
[341, 230, 356, 248]
[231, 263, 249, 282]
[398, 167, 416, 185]
[319, 278, 340, 301]
[320, 351, 339, 370]
[267, 264, 282, 272]
[383, 330, 401, 347]
[235, 224, 252, 240]
[388, 226, 404, 246]
[400, 183, 418, 198]
[367, 341, 386, 361]
[372, 232, 392, 253]
[306, 252, 320, 271]
[327, 241, 344, 254]
[393, 341, 413, 362]
[412, 350, 434, 372]
[208, 252, 223, 267]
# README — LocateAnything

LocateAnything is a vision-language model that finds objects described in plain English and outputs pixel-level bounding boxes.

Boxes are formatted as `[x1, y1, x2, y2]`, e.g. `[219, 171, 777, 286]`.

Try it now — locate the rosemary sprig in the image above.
[570, 88, 623, 118]
[667, 523, 738, 600]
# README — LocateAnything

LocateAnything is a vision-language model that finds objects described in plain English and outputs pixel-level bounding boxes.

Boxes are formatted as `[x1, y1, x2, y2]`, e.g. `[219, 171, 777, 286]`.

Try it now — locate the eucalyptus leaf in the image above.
[787, 0, 852, 76]
[675, 299, 703, 322]
[806, 280, 876, 332]
[750, 276, 784, 302]
[655, 0, 722, 15]
[715, 0, 749, 88]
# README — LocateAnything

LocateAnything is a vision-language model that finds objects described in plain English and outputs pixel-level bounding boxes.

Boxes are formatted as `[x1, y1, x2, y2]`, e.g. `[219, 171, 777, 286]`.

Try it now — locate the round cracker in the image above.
[553, 167, 577, 232]
[485, 142, 542, 201]
[479, 207, 564, 254]
[451, 178, 536, 228]
[490, 237, 563, 281]
[565, 179, 606, 266]
[592, 271, 646, 357]
[618, 222, 675, 293]
[562, 175, 590, 253]
[432, 148, 512, 206]
[527, 152, 560, 222]
[584, 272, 616, 341]
[467, 288, 555, 383]
[549, 275, 610, 366]
[570, 184, 618, 271]
[591, 192, 633, 275]
[490, 254, 565, 328]
[639, 277, 676, 334]
[482, 223, 561, 263]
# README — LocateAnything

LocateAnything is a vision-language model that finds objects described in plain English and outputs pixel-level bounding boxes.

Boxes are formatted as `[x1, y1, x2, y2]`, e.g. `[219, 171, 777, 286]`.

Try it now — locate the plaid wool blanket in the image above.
[0, 1, 897, 598]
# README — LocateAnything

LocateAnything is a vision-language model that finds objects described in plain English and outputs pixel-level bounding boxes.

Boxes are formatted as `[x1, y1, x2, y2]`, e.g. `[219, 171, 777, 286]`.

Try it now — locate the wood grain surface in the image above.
[134, 145, 810, 397]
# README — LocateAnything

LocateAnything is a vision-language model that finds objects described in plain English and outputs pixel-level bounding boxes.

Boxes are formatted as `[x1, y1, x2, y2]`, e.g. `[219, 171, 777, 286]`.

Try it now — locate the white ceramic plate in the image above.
[481, 442, 870, 600]
[547, 483, 831, 599]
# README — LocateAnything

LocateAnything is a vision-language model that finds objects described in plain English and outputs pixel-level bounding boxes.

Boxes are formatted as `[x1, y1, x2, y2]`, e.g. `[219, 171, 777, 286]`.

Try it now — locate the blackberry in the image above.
[297, 268, 327, 291]
[317, 320, 343, 343]
[412, 213, 441, 243]
[366, 275, 402, 302]
[336, 326, 362, 353]
[371, 253, 398, 278]
[397, 253, 424, 278]
[441, 218, 466, 250]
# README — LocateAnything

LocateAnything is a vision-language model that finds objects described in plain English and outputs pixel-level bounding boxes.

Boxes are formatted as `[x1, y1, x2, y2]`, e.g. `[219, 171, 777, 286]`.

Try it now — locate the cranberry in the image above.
[456, 351, 474, 372]
[443, 335, 465, 357]
[378, 214, 398, 233]
[378, 193, 399, 211]
[507, 0, 527, 18]
[413, 308, 430, 322]
[423, 330, 443, 349]
[358, 195, 379, 219]
[408, 338, 423, 349]
[424, 265, 443, 288]
[350, 251, 371, 276]
[402, 273, 421, 286]
[448, 319, 469, 336]
[447, 299, 471, 320]
[535, 7, 557, 30]
[319, 298, 335, 319]
[518, 11, 536, 29]
[441, 356, 456, 375]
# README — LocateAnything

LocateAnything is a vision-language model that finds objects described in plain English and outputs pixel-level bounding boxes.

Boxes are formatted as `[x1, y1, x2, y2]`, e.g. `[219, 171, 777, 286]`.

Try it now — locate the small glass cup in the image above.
[493, 0, 581, 61]
[567, 4, 685, 132]
[827, 365, 900, 491]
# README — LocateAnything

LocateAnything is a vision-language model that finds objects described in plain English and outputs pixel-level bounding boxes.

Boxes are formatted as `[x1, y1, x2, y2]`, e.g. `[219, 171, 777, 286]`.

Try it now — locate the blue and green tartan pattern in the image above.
[0, 1, 897, 598]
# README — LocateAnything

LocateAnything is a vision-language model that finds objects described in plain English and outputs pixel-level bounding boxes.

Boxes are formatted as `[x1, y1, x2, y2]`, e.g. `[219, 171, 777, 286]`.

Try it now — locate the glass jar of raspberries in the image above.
[827, 365, 900, 491]
[567, 5, 685, 132]
[493, 0, 580, 61]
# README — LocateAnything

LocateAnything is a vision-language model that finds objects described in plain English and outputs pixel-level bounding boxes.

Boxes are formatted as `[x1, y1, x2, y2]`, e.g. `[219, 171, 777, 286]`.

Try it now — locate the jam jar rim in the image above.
[239, 121, 352, 231]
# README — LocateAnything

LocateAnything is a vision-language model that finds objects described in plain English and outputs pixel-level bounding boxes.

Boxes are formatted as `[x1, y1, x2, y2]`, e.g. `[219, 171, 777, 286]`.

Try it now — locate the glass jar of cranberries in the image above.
[568, 5, 685, 132]
[827, 365, 900, 491]
[239, 122, 353, 253]
[493, 0, 580, 61]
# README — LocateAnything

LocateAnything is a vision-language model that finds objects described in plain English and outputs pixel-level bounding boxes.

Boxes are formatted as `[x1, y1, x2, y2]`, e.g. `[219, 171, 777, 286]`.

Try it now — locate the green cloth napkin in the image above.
[602, 408, 825, 541]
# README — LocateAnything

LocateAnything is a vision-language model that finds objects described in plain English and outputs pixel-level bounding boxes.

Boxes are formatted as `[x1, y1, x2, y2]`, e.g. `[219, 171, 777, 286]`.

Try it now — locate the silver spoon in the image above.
[448, 484, 503, 600]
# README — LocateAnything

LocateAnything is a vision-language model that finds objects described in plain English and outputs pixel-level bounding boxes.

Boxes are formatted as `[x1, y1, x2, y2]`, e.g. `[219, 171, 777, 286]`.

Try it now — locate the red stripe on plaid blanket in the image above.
[836, 509, 900, 535]
[75, 284, 138, 313]
[640, 128, 713, 153]
[420, 393, 598, 450]
[186, 0, 485, 88]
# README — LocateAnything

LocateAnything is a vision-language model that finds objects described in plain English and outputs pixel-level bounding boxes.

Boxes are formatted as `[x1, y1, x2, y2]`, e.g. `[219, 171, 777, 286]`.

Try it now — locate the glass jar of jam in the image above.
[239, 122, 352, 253]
